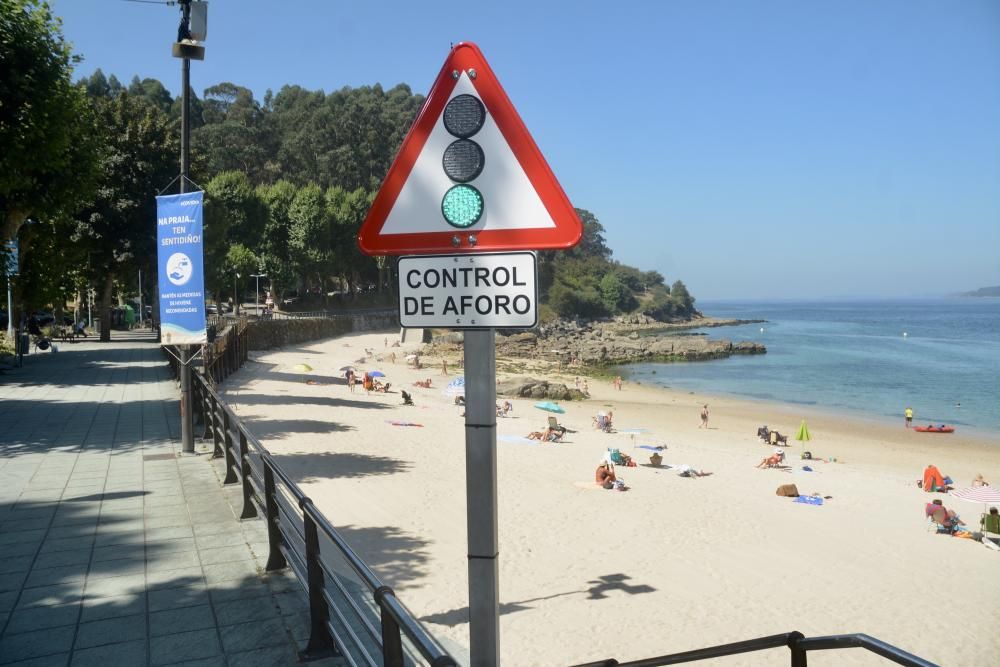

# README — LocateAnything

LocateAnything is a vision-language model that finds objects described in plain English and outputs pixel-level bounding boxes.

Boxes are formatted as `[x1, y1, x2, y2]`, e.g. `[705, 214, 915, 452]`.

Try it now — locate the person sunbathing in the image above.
[756, 450, 785, 468]
[412, 378, 433, 388]
[527, 427, 561, 442]
[676, 464, 712, 478]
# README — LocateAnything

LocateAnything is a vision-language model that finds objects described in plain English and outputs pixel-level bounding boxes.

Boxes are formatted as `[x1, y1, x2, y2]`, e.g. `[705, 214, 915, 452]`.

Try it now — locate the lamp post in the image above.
[251, 273, 266, 316]
[233, 272, 240, 316]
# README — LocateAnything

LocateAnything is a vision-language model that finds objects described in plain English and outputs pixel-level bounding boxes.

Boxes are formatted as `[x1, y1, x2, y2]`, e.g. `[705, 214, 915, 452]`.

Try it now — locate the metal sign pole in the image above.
[464, 328, 499, 666]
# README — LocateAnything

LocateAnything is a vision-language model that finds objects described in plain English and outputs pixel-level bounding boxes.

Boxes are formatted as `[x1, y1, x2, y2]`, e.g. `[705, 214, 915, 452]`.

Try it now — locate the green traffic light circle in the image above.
[441, 184, 484, 228]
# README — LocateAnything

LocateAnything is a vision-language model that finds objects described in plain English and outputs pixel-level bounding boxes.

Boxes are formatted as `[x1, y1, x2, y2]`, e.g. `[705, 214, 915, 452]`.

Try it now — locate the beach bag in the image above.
[802, 451, 812, 460]
[776, 484, 800, 497]
[607, 448, 623, 465]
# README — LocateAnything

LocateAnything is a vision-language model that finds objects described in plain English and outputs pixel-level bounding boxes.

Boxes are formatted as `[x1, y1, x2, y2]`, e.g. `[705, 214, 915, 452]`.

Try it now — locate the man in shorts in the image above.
[904, 406, 913, 428]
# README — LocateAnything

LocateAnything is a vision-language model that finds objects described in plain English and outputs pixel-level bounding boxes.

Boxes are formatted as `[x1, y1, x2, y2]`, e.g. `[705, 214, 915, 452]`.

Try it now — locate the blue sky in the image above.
[50, 0, 1000, 299]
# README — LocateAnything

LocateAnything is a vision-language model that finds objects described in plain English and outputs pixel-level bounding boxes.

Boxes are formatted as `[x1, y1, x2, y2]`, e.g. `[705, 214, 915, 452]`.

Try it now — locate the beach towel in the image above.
[498, 435, 538, 446]
[386, 420, 423, 427]
[637, 445, 664, 452]
[794, 495, 823, 506]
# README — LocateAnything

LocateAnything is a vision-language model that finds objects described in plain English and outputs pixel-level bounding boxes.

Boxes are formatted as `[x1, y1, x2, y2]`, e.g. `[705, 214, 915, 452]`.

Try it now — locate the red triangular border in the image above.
[358, 42, 582, 256]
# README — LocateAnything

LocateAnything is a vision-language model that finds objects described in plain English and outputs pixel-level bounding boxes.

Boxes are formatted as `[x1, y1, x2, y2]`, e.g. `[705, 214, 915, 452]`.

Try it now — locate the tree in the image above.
[287, 184, 329, 294]
[256, 180, 297, 299]
[224, 244, 258, 314]
[72, 92, 177, 341]
[1, 0, 99, 240]
[671, 280, 695, 316]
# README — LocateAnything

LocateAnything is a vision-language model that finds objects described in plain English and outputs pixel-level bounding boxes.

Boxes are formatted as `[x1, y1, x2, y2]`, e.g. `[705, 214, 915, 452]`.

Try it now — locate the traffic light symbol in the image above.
[441, 94, 485, 229]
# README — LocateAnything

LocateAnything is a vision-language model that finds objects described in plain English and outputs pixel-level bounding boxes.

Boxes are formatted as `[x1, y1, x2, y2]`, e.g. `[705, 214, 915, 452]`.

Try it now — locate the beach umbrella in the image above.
[292, 363, 313, 372]
[443, 377, 465, 397]
[534, 401, 565, 414]
[369, 370, 386, 378]
[949, 486, 1000, 512]
[339, 365, 355, 371]
[795, 420, 811, 457]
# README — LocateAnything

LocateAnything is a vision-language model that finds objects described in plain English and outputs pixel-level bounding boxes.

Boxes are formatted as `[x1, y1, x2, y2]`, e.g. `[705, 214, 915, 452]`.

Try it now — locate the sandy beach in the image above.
[220, 329, 1000, 666]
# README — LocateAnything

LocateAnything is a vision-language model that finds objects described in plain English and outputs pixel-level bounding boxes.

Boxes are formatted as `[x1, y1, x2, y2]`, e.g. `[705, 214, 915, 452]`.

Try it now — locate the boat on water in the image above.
[914, 425, 955, 433]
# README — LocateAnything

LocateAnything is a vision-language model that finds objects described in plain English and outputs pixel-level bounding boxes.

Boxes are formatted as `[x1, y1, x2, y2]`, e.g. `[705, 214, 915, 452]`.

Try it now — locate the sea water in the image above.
[623, 298, 1000, 433]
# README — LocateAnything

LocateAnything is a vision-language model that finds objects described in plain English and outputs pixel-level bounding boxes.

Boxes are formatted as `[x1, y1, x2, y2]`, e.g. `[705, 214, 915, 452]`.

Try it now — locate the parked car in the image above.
[206, 304, 218, 315]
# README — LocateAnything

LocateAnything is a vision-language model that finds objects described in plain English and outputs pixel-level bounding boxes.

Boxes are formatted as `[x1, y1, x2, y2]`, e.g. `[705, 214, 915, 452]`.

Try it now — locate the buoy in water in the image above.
[902, 332, 908, 337]
[760, 327, 764, 332]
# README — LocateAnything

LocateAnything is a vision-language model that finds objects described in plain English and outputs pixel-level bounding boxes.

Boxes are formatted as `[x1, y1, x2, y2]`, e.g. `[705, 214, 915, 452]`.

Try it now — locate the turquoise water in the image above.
[623, 299, 1000, 433]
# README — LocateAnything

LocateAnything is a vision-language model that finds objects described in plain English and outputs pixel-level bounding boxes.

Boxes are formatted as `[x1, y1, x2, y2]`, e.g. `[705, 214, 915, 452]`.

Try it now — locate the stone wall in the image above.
[247, 312, 397, 351]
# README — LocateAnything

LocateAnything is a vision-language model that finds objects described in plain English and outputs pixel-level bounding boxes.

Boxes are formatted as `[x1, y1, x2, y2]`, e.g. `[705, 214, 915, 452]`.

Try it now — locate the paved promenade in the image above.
[0, 334, 323, 666]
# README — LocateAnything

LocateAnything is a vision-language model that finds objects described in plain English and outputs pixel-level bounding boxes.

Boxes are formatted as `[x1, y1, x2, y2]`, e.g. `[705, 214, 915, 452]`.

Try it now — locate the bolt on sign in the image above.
[357, 42, 582, 257]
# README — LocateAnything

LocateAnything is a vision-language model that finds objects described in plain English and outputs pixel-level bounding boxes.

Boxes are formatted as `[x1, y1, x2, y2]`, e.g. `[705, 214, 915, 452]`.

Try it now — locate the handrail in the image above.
[573, 630, 937, 667]
[189, 369, 456, 667]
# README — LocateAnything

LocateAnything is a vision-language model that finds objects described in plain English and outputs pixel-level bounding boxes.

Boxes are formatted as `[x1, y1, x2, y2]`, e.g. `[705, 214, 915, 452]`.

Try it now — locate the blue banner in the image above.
[3, 240, 17, 276]
[156, 191, 206, 345]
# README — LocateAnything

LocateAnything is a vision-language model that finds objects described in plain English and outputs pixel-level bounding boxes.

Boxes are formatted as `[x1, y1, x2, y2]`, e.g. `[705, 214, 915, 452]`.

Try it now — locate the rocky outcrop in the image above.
[428, 315, 766, 368]
[497, 377, 588, 401]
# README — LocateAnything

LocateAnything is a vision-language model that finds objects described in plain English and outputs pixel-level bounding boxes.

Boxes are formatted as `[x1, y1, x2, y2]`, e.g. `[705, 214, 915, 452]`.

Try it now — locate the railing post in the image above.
[238, 430, 257, 519]
[300, 501, 337, 660]
[263, 464, 287, 571]
[788, 631, 807, 667]
[374, 586, 404, 667]
[203, 385, 216, 445]
[222, 406, 238, 484]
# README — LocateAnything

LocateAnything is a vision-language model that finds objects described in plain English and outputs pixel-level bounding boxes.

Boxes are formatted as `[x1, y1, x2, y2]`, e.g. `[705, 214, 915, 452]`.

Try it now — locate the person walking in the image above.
[699, 404, 710, 428]
[904, 406, 913, 428]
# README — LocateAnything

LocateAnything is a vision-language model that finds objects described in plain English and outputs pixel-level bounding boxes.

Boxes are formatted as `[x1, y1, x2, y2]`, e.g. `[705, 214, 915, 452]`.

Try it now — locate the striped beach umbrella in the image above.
[949, 486, 1000, 510]
[443, 377, 465, 397]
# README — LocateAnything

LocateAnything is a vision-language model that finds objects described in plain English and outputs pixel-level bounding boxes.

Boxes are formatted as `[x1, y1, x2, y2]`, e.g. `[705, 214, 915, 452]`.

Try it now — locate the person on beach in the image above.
[442, 360, 448, 375]
[582, 379, 589, 395]
[756, 449, 785, 468]
[972, 473, 989, 487]
[904, 406, 913, 428]
[699, 404, 710, 428]
[595, 463, 617, 487]
[346, 369, 356, 393]
[677, 464, 712, 478]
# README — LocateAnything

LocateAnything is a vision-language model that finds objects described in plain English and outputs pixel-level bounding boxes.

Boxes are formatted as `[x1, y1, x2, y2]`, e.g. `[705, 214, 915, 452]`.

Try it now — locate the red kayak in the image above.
[914, 426, 955, 433]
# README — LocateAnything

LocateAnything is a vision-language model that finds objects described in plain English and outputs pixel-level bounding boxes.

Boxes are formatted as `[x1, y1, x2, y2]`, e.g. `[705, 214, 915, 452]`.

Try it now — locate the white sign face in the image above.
[398, 252, 537, 329]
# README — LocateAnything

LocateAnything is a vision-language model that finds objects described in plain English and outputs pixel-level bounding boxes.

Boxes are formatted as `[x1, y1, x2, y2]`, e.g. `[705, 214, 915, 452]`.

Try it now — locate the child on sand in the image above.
[699, 404, 710, 428]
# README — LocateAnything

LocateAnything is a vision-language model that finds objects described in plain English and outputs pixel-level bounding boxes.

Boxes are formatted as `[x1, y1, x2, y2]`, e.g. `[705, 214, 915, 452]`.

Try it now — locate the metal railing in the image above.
[573, 631, 937, 667]
[191, 371, 456, 666]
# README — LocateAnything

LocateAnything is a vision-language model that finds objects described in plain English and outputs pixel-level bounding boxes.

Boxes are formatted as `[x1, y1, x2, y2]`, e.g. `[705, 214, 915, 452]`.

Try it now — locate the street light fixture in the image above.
[251, 273, 267, 316]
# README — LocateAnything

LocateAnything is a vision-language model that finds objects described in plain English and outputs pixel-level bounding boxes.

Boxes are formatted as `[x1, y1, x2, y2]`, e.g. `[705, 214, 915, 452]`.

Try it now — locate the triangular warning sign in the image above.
[358, 42, 582, 256]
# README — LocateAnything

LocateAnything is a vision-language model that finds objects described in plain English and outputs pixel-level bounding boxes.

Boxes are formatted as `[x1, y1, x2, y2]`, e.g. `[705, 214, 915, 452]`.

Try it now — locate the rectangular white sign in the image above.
[398, 252, 537, 329]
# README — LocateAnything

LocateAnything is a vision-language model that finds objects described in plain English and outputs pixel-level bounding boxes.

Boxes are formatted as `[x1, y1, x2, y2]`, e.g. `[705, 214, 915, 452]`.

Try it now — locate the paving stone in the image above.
[39, 537, 95, 555]
[90, 544, 144, 563]
[23, 564, 89, 589]
[149, 628, 222, 665]
[147, 551, 200, 573]
[70, 639, 146, 667]
[0, 556, 34, 575]
[0, 569, 29, 593]
[218, 617, 289, 653]
[148, 585, 210, 613]
[17, 581, 85, 609]
[0, 541, 44, 559]
[1, 651, 71, 666]
[211, 596, 281, 627]
[146, 568, 206, 591]
[79, 592, 145, 623]
[3, 602, 81, 635]
[0, 624, 76, 663]
[224, 644, 302, 666]
[149, 603, 216, 637]
[193, 533, 245, 551]
[197, 546, 255, 567]
[33, 549, 93, 570]
[92, 531, 143, 549]
[0, 528, 46, 546]
[82, 573, 145, 599]
[207, 579, 271, 605]
[150, 537, 196, 555]
[88, 558, 145, 579]
[74, 613, 146, 649]
[148, 526, 194, 541]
